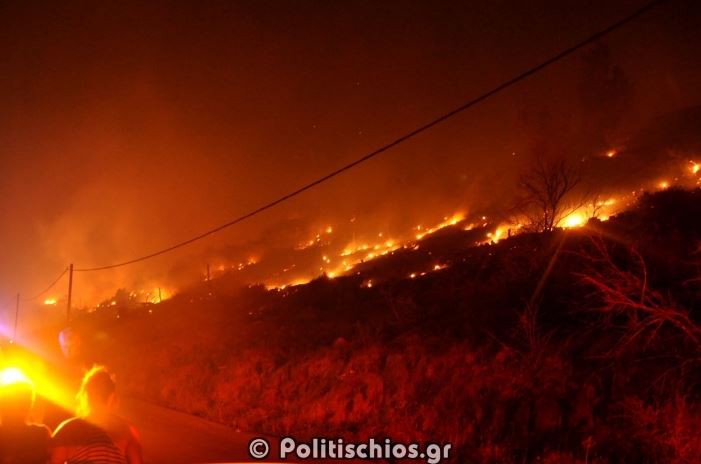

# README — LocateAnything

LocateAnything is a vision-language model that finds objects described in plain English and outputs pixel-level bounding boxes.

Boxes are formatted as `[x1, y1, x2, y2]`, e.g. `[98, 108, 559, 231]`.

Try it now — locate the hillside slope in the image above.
[78, 188, 701, 463]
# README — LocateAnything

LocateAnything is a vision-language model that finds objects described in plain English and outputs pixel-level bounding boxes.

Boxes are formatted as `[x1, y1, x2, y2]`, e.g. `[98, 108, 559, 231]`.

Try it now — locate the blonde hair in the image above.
[77, 365, 116, 417]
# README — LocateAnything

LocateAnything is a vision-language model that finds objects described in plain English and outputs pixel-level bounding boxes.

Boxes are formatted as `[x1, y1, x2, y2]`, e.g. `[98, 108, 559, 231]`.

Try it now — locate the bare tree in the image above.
[516, 156, 582, 232]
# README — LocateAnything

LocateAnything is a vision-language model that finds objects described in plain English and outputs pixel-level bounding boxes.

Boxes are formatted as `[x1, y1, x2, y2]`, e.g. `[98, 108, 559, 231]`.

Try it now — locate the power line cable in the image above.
[1, 267, 67, 333]
[21, 267, 69, 302]
[65, 0, 665, 272]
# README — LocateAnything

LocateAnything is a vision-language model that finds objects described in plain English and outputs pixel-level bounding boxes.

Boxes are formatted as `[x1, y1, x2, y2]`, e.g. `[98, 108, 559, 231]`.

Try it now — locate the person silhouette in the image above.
[51, 366, 142, 464]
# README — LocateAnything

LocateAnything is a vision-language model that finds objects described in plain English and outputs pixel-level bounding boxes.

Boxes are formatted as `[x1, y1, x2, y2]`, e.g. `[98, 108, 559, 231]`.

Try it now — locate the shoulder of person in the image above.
[52, 417, 80, 435]
[52, 417, 91, 443]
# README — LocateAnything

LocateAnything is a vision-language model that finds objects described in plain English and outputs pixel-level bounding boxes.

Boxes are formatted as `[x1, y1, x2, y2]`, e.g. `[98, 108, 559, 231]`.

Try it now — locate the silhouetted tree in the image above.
[516, 156, 582, 232]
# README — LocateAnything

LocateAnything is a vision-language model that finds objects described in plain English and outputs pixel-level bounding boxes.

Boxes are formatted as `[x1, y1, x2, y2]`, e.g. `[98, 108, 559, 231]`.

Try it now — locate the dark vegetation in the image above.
[76, 188, 701, 463]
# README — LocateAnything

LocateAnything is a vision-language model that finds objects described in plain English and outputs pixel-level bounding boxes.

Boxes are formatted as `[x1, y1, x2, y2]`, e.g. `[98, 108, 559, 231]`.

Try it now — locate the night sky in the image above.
[1, 0, 699, 304]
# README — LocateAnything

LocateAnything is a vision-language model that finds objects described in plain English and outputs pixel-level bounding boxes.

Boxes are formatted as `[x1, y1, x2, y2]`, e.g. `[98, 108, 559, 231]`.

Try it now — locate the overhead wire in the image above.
[71, 0, 668, 272]
[21, 266, 69, 302]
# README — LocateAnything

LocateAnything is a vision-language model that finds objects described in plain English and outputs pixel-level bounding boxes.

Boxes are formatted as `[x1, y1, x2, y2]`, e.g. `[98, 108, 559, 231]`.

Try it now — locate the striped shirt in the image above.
[52, 418, 126, 464]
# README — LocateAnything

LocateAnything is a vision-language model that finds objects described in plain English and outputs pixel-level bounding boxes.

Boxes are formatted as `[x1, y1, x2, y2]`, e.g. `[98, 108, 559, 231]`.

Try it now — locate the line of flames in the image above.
[42, 157, 700, 303]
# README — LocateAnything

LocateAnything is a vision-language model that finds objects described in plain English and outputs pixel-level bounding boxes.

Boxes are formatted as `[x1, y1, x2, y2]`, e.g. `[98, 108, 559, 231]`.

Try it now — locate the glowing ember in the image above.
[482, 225, 512, 244]
[296, 228, 332, 250]
[606, 150, 616, 158]
[414, 212, 464, 240]
[144, 287, 169, 303]
[691, 161, 700, 175]
[658, 181, 670, 190]
[43, 298, 57, 306]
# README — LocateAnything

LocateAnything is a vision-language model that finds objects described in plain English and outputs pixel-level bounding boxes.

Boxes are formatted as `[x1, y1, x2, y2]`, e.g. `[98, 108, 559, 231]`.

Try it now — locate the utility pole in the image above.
[66, 263, 74, 324]
[206, 263, 211, 282]
[13, 293, 19, 342]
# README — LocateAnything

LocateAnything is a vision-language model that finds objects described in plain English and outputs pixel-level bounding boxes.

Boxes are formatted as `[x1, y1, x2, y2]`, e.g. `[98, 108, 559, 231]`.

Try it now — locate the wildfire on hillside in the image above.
[256, 153, 701, 290]
[48, 150, 701, 308]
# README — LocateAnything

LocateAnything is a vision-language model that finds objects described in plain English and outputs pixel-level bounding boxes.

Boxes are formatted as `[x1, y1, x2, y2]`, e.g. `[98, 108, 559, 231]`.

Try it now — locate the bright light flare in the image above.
[0, 367, 31, 387]
[691, 161, 700, 175]
[562, 213, 586, 229]
[606, 150, 616, 158]
[43, 298, 57, 306]
[0, 359, 75, 413]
